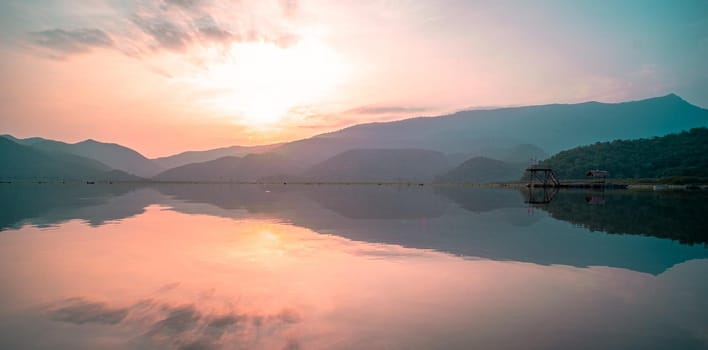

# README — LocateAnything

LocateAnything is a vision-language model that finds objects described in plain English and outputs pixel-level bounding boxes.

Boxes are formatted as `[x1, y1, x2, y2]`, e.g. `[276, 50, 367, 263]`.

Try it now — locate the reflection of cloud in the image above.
[48, 298, 129, 325]
[29, 28, 114, 57]
[148, 305, 201, 335]
[282, 338, 302, 350]
[349, 246, 436, 260]
[156, 281, 182, 292]
[204, 314, 243, 338]
[44, 296, 302, 349]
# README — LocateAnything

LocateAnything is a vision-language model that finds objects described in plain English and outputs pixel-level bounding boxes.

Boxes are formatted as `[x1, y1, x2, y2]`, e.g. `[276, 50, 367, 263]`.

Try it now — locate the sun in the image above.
[186, 36, 349, 127]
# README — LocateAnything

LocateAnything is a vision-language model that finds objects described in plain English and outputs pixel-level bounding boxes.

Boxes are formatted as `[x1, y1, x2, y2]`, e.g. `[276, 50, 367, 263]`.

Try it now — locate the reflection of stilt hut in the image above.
[586, 170, 609, 184]
[525, 187, 559, 204]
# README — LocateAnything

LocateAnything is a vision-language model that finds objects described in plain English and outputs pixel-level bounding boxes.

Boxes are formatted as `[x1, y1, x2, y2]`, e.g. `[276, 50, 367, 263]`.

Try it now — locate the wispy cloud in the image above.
[280, 0, 299, 18]
[25, 0, 300, 59]
[29, 28, 113, 57]
[165, 0, 205, 9]
[194, 15, 232, 42]
[132, 15, 192, 51]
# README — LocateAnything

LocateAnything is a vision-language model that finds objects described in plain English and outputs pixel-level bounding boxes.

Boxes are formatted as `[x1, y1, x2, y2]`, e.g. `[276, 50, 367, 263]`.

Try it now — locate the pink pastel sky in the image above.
[1, 0, 706, 157]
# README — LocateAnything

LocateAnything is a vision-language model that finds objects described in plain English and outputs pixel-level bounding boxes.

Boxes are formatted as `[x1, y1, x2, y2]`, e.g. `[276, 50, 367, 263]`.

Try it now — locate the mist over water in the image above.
[0, 184, 706, 349]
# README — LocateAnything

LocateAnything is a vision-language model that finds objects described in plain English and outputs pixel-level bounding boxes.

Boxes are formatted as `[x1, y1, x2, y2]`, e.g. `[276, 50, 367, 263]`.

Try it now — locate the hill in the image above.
[304, 148, 450, 182]
[0, 137, 140, 181]
[272, 94, 708, 166]
[436, 156, 523, 183]
[152, 143, 281, 169]
[539, 127, 708, 181]
[153, 153, 299, 182]
[2, 135, 162, 177]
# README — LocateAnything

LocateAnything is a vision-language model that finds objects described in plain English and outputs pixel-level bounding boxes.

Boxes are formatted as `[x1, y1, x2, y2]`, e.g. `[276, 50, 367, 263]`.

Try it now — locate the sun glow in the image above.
[187, 36, 349, 127]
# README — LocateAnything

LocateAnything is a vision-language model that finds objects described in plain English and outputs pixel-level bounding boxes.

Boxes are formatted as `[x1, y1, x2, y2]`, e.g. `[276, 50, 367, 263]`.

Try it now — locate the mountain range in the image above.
[0, 137, 140, 181]
[152, 143, 281, 170]
[270, 93, 707, 166]
[2, 93, 707, 182]
[154, 153, 300, 182]
[2, 135, 162, 178]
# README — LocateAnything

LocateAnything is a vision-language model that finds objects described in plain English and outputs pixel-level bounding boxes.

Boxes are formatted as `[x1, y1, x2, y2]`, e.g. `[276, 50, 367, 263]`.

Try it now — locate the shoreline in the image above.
[1, 180, 706, 191]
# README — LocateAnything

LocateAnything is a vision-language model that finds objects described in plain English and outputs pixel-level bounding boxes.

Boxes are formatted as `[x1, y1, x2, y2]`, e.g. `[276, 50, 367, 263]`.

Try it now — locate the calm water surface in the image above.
[0, 184, 706, 349]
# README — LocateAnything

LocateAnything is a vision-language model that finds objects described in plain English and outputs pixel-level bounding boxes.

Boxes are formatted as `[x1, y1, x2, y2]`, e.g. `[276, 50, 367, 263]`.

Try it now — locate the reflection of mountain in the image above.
[434, 186, 525, 212]
[157, 185, 707, 274]
[2, 184, 705, 275]
[155, 183, 292, 214]
[530, 189, 708, 245]
[300, 185, 448, 219]
[0, 184, 157, 230]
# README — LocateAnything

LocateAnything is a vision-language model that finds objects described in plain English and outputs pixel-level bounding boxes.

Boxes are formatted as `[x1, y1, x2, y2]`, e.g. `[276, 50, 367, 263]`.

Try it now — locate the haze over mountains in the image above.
[436, 157, 525, 183]
[2, 94, 707, 182]
[152, 143, 282, 170]
[304, 149, 450, 182]
[154, 153, 301, 182]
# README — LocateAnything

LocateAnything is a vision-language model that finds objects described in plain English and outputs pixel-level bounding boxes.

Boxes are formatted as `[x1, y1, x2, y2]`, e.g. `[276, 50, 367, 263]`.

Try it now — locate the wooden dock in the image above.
[526, 182, 627, 189]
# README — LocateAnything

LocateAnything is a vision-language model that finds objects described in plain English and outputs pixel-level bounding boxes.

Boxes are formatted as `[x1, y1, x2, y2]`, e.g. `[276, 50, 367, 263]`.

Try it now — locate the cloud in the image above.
[132, 16, 191, 51]
[280, 0, 299, 18]
[194, 15, 232, 42]
[165, 0, 206, 9]
[29, 28, 113, 56]
[24, 0, 301, 60]
[47, 298, 129, 325]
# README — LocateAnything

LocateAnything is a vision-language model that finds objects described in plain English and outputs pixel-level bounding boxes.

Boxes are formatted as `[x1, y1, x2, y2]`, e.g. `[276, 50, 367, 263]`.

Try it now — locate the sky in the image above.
[0, 0, 707, 157]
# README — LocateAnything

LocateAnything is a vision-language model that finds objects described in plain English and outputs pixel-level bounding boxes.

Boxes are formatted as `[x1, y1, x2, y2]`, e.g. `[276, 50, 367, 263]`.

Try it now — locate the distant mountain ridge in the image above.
[0, 137, 139, 181]
[304, 148, 450, 182]
[154, 153, 301, 182]
[2, 135, 162, 177]
[436, 156, 524, 183]
[152, 143, 282, 170]
[271, 93, 708, 166]
[3, 94, 707, 182]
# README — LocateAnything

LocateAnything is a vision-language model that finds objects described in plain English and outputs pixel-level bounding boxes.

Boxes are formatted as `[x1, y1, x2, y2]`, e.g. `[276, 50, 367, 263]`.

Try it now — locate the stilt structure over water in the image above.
[525, 167, 560, 188]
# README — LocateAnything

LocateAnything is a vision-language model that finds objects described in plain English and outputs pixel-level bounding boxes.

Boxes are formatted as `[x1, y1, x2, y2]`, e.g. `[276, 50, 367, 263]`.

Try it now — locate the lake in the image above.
[0, 184, 706, 349]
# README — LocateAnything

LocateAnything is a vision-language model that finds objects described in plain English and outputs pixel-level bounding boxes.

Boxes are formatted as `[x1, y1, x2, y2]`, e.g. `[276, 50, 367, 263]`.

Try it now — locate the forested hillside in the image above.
[540, 128, 708, 181]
